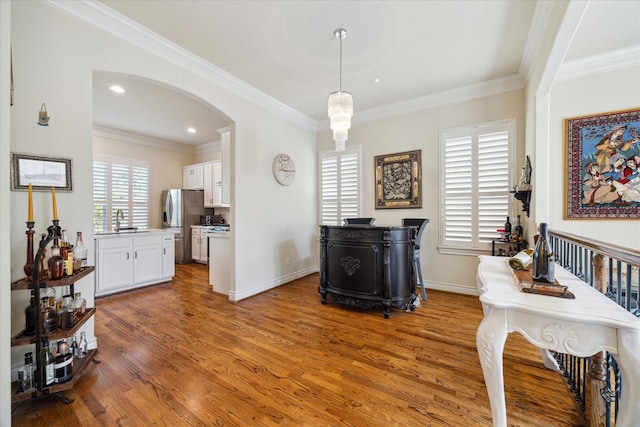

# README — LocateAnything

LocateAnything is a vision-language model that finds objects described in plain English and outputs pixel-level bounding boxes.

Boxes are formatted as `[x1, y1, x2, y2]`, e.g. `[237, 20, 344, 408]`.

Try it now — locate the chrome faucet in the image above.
[116, 209, 124, 231]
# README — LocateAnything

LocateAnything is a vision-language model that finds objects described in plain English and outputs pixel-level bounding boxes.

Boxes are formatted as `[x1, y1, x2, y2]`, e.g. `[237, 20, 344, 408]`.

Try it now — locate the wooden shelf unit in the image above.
[11, 307, 96, 347]
[11, 265, 98, 405]
[11, 266, 95, 291]
[11, 349, 99, 403]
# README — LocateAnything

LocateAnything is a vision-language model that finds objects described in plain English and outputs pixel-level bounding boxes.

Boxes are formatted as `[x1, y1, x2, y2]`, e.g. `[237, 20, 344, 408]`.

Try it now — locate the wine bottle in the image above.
[515, 215, 523, 238]
[78, 331, 88, 358]
[504, 216, 512, 240]
[532, 222, 555, 283]
[42, 339, 55, 386]
[508, 249, 534, 270]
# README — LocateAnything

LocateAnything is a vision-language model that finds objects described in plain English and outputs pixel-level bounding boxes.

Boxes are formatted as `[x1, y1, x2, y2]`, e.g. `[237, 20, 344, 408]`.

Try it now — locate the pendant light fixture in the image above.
[327, 28, 353, 152]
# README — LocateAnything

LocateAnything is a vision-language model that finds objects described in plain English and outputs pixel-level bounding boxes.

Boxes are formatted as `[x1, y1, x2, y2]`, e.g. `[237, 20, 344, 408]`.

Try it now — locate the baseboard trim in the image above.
[229, 266, 318, 302]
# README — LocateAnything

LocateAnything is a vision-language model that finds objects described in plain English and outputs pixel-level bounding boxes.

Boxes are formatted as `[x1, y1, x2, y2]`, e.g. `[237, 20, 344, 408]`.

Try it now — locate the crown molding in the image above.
[93, 125, 201, 153]
[520, 0, 555, 85]
[319, 73, 525, 130]
[46, 0, 318, 132]
[195, 141, 221, 154]
[556, 45, 640, 82]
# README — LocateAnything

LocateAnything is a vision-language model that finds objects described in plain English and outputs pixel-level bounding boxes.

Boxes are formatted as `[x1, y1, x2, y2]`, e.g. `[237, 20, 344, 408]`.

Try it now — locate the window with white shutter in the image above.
[439, 119, 515, 254]
[93, 155, 150, 233]
[320, 146, 361, 225]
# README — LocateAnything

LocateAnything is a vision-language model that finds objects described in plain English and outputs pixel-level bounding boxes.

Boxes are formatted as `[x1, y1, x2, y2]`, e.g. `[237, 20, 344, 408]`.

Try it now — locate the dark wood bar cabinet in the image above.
[318, 225, 417, 318]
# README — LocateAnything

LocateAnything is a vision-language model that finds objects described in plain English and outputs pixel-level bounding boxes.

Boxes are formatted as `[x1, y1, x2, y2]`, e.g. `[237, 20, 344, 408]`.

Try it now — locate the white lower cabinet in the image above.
[96, 232, 174, 296]
[191, 227, 208, 264]
[162, 234, 175, 278]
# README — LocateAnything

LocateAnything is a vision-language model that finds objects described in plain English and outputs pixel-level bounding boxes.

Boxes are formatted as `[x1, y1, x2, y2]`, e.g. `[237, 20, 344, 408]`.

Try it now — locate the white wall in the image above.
[6, 0, 318, 400]
[0, 1, 12, 422]
[318, 90, 527, 293]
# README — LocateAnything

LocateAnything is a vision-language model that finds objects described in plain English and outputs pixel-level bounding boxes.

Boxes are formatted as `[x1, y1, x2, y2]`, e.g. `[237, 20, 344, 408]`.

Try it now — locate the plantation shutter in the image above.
[440, 120, 514, 252]
[93, 155, 150, 233]
[320, 146, 361, 226]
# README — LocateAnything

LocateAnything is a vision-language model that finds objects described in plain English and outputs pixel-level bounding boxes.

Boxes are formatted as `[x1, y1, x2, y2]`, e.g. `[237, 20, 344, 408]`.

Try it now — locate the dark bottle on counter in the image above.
[504, 216, 512, 236]
[24, 290, 38, 336]
[515, 215, 523, 238]
[532, 222, 555, 283]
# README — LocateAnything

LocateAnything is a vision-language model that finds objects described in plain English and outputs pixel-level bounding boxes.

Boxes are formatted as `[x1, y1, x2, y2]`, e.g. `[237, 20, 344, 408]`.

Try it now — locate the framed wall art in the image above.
[565, 108, 640, 219]
[11, 153, 73, 192]
[375, 149, 421, 209]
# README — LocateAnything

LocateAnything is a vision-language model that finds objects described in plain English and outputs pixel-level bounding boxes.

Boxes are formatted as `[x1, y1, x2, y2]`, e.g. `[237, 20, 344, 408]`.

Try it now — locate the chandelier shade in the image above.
[328, 90, 353, 152]
[327, 28, 352, 152]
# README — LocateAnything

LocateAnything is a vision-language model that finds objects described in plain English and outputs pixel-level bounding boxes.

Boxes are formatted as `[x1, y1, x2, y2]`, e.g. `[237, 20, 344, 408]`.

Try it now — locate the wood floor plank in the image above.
[12, 264, 585, 426]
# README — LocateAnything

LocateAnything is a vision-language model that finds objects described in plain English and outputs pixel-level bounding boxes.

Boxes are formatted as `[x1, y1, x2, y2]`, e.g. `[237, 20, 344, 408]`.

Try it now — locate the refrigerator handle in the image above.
[166, 192, 173, 224]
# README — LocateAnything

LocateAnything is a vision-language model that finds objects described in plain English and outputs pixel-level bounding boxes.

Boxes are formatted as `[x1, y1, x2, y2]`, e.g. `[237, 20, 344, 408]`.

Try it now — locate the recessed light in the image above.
[187, 127, 197, 134]
[374, 78, 381, 83]
[110, 85, 125, 94]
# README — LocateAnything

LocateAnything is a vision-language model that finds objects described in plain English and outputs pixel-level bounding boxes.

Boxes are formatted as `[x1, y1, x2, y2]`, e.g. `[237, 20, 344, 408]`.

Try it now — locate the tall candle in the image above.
[27, 183, 33, 221]
[52, 186, 58, 220]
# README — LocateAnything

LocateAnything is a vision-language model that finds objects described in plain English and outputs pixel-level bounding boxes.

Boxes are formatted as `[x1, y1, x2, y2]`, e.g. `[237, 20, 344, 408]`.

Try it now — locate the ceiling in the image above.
[92, 1, 640, 146]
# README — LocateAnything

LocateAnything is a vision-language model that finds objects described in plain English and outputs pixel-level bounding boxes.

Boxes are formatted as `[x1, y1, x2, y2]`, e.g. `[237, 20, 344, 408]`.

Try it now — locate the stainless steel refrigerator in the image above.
[161, 189, 209, 263]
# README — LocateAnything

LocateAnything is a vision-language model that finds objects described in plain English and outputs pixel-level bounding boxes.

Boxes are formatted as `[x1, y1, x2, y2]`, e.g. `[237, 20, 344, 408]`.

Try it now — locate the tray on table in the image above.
[509, 267, 575, 299]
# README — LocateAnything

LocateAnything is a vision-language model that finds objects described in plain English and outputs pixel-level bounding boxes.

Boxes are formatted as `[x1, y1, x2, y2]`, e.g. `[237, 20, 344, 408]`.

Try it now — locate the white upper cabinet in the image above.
[183, 163, 204, 189]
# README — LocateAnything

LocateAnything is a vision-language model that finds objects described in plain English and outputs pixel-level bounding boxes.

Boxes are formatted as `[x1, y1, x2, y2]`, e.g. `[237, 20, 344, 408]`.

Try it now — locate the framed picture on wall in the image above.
[375, 150, 422, 209]
[11, 153, 73, 192]
[564, 108, 640, 219]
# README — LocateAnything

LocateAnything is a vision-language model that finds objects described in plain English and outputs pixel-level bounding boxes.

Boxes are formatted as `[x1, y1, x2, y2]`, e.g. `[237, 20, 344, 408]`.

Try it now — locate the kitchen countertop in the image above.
[94, 228, 177, 240]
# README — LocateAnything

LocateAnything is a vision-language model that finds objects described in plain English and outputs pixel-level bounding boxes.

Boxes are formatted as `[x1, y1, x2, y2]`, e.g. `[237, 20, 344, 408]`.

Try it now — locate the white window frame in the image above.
[438, 119, 516, 255]
[93, 155, 150, 233]
[319, 145, 362, 226]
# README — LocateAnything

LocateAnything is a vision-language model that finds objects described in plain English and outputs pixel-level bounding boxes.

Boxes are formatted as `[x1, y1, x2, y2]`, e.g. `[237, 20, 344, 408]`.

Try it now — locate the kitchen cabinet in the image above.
[191, 227, 208, 264]
[162, 234, 175, 278]
[207, 231, 231, 295]
[95, 231, 174, 296]
[219, 127, 231, 206]
[183, 163, 204, 189]
[204, 161, 225, 208]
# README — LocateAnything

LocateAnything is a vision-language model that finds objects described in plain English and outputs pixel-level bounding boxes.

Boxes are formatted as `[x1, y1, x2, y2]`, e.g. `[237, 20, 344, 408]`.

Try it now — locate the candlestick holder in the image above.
[23, 221, 35, 281]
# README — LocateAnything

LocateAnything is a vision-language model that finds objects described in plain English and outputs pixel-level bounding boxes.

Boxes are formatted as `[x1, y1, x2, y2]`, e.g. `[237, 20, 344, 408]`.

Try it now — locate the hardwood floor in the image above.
[12, 263, 585, 426]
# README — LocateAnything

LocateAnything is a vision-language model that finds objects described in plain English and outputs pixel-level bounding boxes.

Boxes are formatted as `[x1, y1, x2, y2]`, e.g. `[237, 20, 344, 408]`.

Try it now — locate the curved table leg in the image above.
[614, 329, 640, 427]
[476, 307, 508, 427]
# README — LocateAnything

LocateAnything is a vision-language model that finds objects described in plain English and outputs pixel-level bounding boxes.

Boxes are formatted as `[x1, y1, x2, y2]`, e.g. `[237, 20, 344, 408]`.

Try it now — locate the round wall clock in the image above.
[272, 153, 296, 186]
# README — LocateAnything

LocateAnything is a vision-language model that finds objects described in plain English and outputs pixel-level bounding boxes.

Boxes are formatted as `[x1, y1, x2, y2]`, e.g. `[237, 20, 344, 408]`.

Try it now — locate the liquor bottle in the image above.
[73, 231, 87, 270]
[42, 339, 55, 386]
[22, 352, 34, 392]
[515, 215, 523, 238]
[78, 331, 88, 358]
[54, 339, 73, 383]
[71, 335, 78, 358]
[532, 222, 555, 283]
[48, 241, 64, 280]
[74, 292, 86, 316]
[41, 296, 58, 334]
[24, 290, 38, 336]
[60, 229, 70, 248]
[508, 248, 534, 270]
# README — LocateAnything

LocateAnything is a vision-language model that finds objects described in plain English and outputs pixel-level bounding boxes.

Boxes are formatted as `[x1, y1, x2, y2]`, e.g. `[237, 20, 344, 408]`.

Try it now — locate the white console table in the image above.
[476, 255, 640, 427]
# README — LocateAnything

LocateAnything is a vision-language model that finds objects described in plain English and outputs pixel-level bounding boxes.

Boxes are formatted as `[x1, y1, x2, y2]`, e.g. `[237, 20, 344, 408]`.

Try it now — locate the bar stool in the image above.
[343, 218, 375, 225]
[402, 218, 429, 300]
